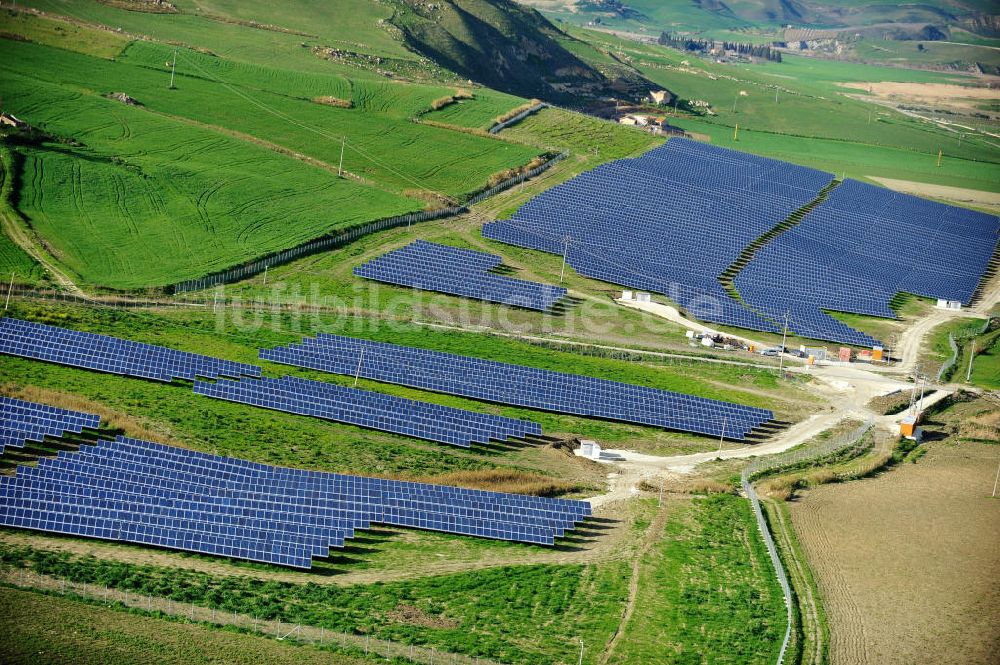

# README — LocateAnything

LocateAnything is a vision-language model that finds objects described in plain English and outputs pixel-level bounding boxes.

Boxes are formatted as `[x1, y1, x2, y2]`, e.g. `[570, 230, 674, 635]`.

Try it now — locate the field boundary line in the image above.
[742, 473, 793, 665]
[171, 151, 567, 294]
[742, 419, 874, 664]
[0, 149, 86, 296]
[0, 567, 509, 665]
[766, 498, 826, 665]
[488, 102, 548, 134]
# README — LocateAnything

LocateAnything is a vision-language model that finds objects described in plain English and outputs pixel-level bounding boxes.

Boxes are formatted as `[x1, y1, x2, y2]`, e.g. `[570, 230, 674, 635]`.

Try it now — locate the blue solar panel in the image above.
[1, 396, 101, 450]
[735, 179, 1000, 346]
[0, 437, 591, 567]
[481, 138, 834, 334]
[261, 334, 773, 439]
[354, 240, 567, 312]
[479, 139, 999, 347]
[0, 317, 262, 382]
[192, 375, 540, 447]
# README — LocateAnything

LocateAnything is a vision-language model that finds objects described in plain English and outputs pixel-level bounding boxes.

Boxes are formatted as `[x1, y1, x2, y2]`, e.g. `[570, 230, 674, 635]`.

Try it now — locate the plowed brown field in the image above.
[788, 441, 1000, 664]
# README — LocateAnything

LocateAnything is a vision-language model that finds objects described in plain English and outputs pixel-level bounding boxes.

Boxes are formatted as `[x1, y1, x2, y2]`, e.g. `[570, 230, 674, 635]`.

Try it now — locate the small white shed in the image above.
[578, 440, 603, 460]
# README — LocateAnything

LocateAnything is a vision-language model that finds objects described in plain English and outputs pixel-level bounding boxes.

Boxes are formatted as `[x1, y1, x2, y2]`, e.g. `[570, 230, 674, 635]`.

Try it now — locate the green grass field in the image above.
[0, 234, 42, 285]
[421, 88, 525, 129]
[0, 146, 45, 285]
[0, 542, 629, 665]
[609, 496, 786, 665]
[1, 301, 804, 465]
[0, 586, 377, 665]
[969, 333, 1000, 388]
[0, 27, 539, 288]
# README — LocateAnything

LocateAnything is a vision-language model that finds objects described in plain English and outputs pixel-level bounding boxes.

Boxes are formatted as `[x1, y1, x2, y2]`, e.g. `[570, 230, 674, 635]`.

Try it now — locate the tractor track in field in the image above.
[599, 502, 670, 665]
[0, 182, 85, 298]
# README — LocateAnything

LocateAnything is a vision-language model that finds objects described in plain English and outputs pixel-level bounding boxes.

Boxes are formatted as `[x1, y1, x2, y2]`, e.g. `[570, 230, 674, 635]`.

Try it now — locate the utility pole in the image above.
[732, 91, 739, 113]
[936, 149, 942, 167]
[774, 87, 778, 104]
[559, 235, 570, 283]
[733, 123, 739, 141]
[917, 374, 926, 412]
[4, 271, 13, 310]
[966, 340, 976, 381]
[777, 310, 789, 376]
[169, 49, 177, 89]
[338, 136, 345, 177]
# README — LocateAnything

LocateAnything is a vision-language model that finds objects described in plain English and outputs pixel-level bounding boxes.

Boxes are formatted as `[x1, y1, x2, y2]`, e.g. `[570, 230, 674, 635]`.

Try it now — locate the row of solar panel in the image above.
[0, 317, 546, 448]
[193, 375, 540, 447]
[480, 139, 833, 335]
[354, 240, 566, 312]
[261, 333, 773, 439]
[735, 178, 1000, 346]
[1, 396, 101, 455]
[0, 317, 262, 382]
[0, 435, 590, 567]
[481, 138, 998, 347]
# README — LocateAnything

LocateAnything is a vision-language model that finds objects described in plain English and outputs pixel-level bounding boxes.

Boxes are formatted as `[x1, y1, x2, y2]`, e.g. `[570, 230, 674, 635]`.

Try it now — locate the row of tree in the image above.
[657, 32, 782, 62]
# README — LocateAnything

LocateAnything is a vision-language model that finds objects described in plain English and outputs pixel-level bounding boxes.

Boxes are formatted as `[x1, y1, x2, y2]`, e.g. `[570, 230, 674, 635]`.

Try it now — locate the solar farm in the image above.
[484, 139, 999, 347]
[0, 125, 997, 662]
[355, 240, 568, 312]
[0, 316, 770, 563]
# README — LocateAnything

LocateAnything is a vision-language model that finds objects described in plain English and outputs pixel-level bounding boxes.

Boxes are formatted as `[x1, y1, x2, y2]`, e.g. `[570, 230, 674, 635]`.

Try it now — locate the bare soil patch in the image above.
[867, 177, 1000, 212]
[788, 439, 1000, 664]
[386, 604, 458, 629]
[839, 81, 1000, 111]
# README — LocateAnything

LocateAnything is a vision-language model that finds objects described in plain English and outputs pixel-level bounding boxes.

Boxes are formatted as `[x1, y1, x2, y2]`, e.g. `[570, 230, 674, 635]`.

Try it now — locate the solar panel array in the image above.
[735, 179, 1000, 346]
[482, 138, 834, 332]
[0, 317, 261, 382]
[193, 375, 540, 447]
[0, 436, 590, 568]
[354, 240, 567, 312]
[261, 334, 773, 439]
[1, 396, 100, 455]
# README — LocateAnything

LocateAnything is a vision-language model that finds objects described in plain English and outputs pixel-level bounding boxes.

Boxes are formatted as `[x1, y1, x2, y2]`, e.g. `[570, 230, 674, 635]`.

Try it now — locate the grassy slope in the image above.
[572, 30, 1000, 191]
[0, 6, 130, 57]
[0, 301, 801, 465]
[0, 586, 376, 665]
[17, 0, 392, 73]
[0, 543, 629, 665]
[0, 12, 540, 288]
[421, 88, 525, 129]
[0, 146, 45, 285]
[176, 0, 416, 59]
[610, 496, 786, 665]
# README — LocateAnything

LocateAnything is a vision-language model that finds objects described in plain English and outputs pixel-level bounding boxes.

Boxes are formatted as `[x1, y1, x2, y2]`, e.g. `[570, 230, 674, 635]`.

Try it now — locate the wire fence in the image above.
[936, 317, 994, 383]
[744, 419, 876, 481]
[488, 103, 548, 134]
[1, 567, 509, 665]
[740, 419, 874, 665]
[170, 150, 567, 295]
[936, 332, 959, 382]
[741, 474, 792, 665]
